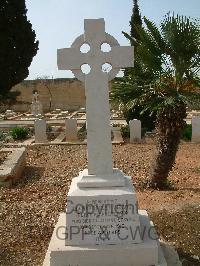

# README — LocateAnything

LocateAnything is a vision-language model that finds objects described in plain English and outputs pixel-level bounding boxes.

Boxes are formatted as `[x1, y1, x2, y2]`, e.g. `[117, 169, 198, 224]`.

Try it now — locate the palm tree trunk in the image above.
[150, 101, 187, 189]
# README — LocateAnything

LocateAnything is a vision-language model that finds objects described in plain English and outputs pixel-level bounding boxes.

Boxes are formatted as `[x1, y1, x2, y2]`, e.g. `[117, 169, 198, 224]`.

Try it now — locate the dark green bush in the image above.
[141, 127, 148, 137]
[181, 124, 192, 141]
[120, 125, 130, 138]
[121, 125, 148, 139]
[123, 106, 156, 131]
[10, 127, 29, 140]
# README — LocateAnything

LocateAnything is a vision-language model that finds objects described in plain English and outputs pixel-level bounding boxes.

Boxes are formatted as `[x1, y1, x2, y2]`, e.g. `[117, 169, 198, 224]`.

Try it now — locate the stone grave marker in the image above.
[192, 116, 200, 143]
[43, 18, 166, 266]
[34, 119, 47, 143]
[129, 119, 141, 143]
[112, 126, 124, 143]
[65, 118, 78, 142]
[31, 92, 43, 116]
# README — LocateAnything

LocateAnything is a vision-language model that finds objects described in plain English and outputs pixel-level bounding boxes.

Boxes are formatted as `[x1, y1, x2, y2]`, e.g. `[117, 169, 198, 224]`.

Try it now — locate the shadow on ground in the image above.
[14, 166, 45, 187]
[151, 204, 200, 266]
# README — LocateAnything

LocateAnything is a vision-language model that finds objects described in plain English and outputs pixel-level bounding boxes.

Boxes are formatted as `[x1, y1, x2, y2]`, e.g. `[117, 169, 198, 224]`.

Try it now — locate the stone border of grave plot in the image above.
[32, 141, 124, 146]
[32, 141, 87, 146]
[0, 147, 26, 187]
[4, 138, 34, 148]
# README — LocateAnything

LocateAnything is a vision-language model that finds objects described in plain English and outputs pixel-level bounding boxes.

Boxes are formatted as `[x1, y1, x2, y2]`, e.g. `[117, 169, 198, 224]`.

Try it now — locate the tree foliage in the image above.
[0, 0, 39, 99]
[111, 14, 200, 188]
[122, 0, 155, 127]
[112, 14, 200, 115]
[130, 0, 142, 43]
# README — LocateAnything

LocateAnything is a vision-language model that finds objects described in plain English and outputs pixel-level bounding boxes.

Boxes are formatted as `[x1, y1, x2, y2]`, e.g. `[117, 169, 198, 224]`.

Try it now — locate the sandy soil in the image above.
[0, 152, 11, 165]
[0, 143, 199, 266]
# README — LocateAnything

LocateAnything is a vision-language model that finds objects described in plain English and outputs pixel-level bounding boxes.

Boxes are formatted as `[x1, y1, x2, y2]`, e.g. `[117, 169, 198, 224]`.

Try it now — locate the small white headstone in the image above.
[80, 107, 86, 112]
[6, 110, 13, 114]
[65, 118, 78, 141]
[34, 119, 47, 143]
[61, 111, 69, 115]
[5, 110, 15, 118]
[129, 119, 141, 143]
[55, 108, 61, 114]
[192, 116, 200, 142]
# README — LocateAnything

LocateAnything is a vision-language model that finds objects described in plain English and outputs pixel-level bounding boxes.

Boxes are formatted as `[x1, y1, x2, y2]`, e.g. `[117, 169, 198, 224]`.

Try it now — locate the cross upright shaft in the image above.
[57, 18, 134, 179]
[85, 70, 113, 175]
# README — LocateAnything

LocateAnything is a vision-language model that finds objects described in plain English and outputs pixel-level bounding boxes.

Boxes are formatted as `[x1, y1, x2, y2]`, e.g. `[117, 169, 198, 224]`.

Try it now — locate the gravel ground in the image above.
[0, 152, 11, 165]
[0, 143, 199, 266]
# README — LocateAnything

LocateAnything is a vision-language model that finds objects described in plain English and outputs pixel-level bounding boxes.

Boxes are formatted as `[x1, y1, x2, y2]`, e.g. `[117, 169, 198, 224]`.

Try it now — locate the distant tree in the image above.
[121, 0, 156, 129]
[123, 0, 142, 78]
[0, 0, 39, 100]
[130, 0, 142, 44]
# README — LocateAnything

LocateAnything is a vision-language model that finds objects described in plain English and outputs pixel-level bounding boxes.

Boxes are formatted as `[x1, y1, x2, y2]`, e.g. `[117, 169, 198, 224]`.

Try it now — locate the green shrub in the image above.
[123, 106, 156, 131]
[120, 125, 130, 138]
[10, 127, 29, 140]
[120, 125, 148, 139]
[181, 124, 192, 141]
[141, 127, 148, 137]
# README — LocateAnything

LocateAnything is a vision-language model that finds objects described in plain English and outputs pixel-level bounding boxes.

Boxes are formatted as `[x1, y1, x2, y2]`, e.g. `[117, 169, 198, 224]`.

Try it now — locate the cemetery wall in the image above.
[11, 78, 86, 112]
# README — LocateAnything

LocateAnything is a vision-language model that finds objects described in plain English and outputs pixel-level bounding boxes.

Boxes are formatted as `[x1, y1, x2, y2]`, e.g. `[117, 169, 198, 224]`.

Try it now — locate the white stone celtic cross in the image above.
[58, 19, 134, 187]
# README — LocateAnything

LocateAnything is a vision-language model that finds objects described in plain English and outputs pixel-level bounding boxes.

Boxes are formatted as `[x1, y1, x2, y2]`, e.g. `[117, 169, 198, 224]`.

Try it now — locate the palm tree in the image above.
[111, 14, 200, 189]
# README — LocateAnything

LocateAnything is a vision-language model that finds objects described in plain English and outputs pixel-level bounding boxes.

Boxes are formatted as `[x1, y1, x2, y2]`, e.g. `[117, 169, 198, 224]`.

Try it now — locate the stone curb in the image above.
[0, 147, 26, 187]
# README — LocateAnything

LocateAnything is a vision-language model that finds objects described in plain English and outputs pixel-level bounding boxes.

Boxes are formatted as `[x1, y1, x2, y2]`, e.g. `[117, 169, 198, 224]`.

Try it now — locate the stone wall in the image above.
[11, 78, 86, 112]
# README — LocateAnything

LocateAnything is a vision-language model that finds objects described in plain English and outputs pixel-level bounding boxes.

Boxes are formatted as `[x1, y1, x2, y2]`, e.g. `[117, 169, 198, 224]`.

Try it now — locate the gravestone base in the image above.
[43, 211, 167, 266]
[43, 174, 167, 266]
[77, 168, 126, 188]
[65, 174, 141, 245]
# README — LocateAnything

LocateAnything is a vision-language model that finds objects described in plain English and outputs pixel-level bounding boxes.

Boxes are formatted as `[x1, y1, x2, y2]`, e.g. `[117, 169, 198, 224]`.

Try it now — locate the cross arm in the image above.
[106, 46, 134, 68]
[57, 48, 85, 70]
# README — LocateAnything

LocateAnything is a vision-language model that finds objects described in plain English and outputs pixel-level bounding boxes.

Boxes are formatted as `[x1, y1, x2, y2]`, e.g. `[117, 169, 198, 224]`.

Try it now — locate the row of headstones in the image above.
[34, 119, 78, 143]
[34, 117, 200, 144]
[129, 117, 200, 143]
[34, 119, 125, 144]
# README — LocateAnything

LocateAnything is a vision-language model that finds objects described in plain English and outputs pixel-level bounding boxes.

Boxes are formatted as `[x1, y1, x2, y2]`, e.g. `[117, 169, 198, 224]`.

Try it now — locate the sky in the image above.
[26, 0, 200, 80]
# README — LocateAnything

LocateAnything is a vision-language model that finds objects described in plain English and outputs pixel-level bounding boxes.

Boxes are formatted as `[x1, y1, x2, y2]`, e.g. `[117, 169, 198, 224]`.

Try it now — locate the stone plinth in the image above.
[43, 211, 167, 266]
[34, 119, 47, 143]
[129, 119, 141, 143]
[192, 116, 200, 143]
[112, 127, 124, 143]
[77, 168, 126, 188]
[43, 172, 167, 266]
[65, 119, 78, 141]
[66, 174, 141, 245]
